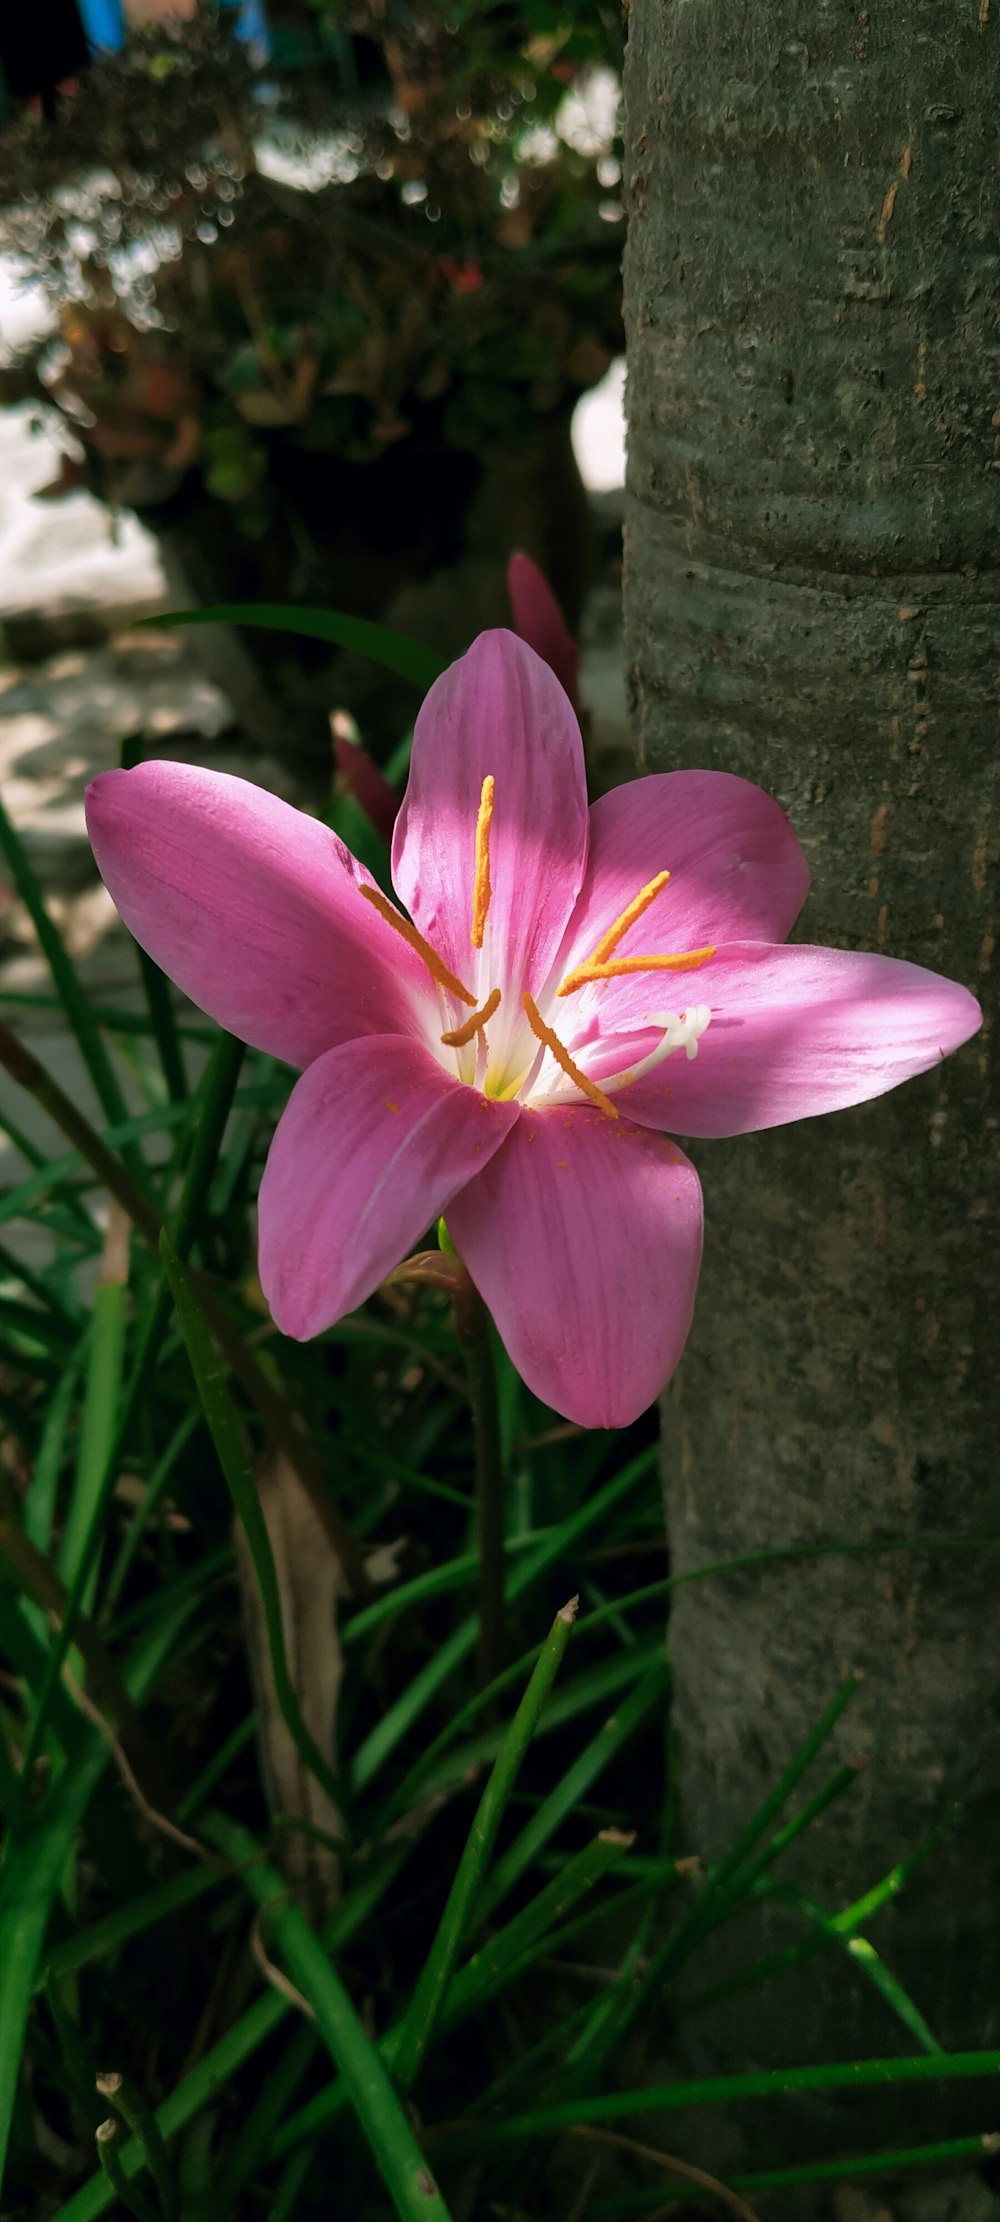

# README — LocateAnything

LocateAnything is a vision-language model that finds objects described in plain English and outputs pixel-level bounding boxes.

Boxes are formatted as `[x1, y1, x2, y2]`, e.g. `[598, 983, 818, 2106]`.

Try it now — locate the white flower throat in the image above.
[360, 773, 714, 1113]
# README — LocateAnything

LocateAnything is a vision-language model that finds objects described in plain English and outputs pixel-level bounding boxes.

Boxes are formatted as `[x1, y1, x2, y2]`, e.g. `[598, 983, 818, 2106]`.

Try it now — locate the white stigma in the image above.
[603, 1004, 712, 1094]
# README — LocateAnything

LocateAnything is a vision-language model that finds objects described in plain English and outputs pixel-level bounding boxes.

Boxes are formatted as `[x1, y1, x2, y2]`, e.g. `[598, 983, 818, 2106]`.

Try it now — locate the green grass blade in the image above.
[16, 1036, 249, 1768]
[723, 1763, 861, 1905]
[390, 1598, 579, 2092]
[449, 2048, 1000, 2146]
[96, 2072, 179, 2222]
[144, 603, 446, 690]
[167, 1034, 245, 1258]
[103, 1410, 200, 1613]
[50, 1826, 416, 2221]
[198, 1819, 455, 2222]
[445, 1828, 633, 2026]
[41, 1864, 230, 1989]
[472, 1662, 669, 1931]
[22, 1360, 81, 1559]
[0, 1236, 81, 1328]
[0, 1585, 206, 2183]
[643, 1674, 859, 1993]
[843, 1935, 943, 2053]
[58, 1279, 128, 1608]
[0, 797, 140, 1170]
[687, 1794, 969, 2015]
[728, 2133, 1000, 2194]
[160, 1232, 341, 1811]
[353, 1447, 658, 1793]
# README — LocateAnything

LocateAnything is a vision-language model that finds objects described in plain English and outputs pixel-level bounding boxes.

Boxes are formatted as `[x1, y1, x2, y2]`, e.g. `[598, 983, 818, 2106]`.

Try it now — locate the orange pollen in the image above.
[471, 774, 495, 949]
[359, 883, 476, 1006]
[557, 946, 716, 997]
[441, 986, 502, 1048]
[522, 992, 618, 1119]
[588, 870, 671, 966]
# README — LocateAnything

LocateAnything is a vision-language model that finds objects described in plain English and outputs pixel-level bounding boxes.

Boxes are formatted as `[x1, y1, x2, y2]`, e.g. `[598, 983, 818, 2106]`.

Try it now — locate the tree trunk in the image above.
[623, 0, 999, 2160]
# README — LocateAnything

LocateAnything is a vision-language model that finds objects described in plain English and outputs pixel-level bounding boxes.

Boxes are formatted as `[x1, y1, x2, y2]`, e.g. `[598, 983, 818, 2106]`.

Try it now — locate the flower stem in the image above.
[453, 1276, 505, 1692]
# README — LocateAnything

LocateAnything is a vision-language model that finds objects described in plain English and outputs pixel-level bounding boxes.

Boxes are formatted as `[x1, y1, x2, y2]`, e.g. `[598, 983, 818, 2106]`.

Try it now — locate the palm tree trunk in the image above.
[623, 0, 999, 2145]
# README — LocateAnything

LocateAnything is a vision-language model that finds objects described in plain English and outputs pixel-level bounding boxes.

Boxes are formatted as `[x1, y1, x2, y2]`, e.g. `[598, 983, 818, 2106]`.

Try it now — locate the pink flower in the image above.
[507, 550, 580, 714]
[85, 632, 981, 1428]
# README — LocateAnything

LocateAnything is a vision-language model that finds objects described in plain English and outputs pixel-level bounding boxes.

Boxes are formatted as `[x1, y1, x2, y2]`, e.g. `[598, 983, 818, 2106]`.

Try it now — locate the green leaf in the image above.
[0, 795, 141, 1177]
[390, 1597, 579, 2092]
[159, 1232, 342, 1813]
[471, 1661, 669, 1929]
[199, 1819, 456, 2222]
[449, 2047, 1000, 2146]
[144, 604, 446, 691]
[354, 1445, 658, 1794]
[0, 1587, 205, 2182]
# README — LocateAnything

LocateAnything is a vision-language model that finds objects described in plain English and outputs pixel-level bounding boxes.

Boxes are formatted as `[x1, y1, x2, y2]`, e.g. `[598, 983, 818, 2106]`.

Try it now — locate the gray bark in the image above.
[623, 0, 999, 2158]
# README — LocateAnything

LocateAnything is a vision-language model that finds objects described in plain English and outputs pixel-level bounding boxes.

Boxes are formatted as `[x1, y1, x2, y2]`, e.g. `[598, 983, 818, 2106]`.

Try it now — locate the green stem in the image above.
[454, 1280, 505, 1692]
[95, 2121, 160, 2222]
[95, 2073, 179, 2222]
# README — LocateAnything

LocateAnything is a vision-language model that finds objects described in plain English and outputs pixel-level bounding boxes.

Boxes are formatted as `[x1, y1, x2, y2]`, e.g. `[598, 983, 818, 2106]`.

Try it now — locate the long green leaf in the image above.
[452, 2048, 1000, 2144]
[58, 1282, 128, 1609]
[446, 1829, 633, 2027]
[729, 2132, 1000, 2194]
[0, 796, 140, 1172]
[159, 1232, 341, 1812]
[356, 1446, 658, 1795]
[0, 1589, 204, 2184]
[203, 1820, 455, 2222]
[50, 1827, 415, 2222]
[472, 1662, 668, 1931]
[390, 1598, 579, 2092]
[145, 603, 446, 690]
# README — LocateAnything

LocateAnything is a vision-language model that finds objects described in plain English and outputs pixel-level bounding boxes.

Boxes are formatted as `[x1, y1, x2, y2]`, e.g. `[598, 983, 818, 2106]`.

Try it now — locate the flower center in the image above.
[359, 782, 716, 1110]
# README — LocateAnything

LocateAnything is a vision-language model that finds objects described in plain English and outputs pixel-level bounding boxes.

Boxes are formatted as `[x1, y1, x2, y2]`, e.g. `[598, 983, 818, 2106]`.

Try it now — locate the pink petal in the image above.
[86, 762, 432, 1067]
[507, 551, 581, 712]
[612, 942, 982, 1137]
[447, 1108, 703, 1427]
[392, 630, 589, 1007]
[258, 1035, 518, 1338]
[554, 772, 810, 1004]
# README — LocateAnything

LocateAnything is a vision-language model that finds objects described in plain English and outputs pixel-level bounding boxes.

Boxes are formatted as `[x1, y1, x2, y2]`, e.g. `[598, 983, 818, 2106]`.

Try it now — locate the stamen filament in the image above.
[441, 986, 502, 1048]
[471, 774, 495, 949]
[359, 883, 476, 1005]
[558, 946, 716, 996]
[588, 870, 671, 965]
[522, 992, 618, 1119]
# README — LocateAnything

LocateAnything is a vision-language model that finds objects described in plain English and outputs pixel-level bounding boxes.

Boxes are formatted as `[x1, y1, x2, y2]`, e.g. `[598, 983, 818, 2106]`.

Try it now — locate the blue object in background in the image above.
[76, 0, 125, 52]
[221, 0, 271, 61]
[74, 1, 271, 63]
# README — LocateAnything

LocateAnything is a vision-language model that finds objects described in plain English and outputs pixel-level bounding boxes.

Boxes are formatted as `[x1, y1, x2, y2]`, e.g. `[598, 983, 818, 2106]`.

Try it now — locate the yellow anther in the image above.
[471, 774, 495, 949]
[558, 946, 716, 997]
[588, 870, 671, 966]
[441, 986, 502, 1048]
[359, 883, 476, 1006]
[522, 992, 618, 1119]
